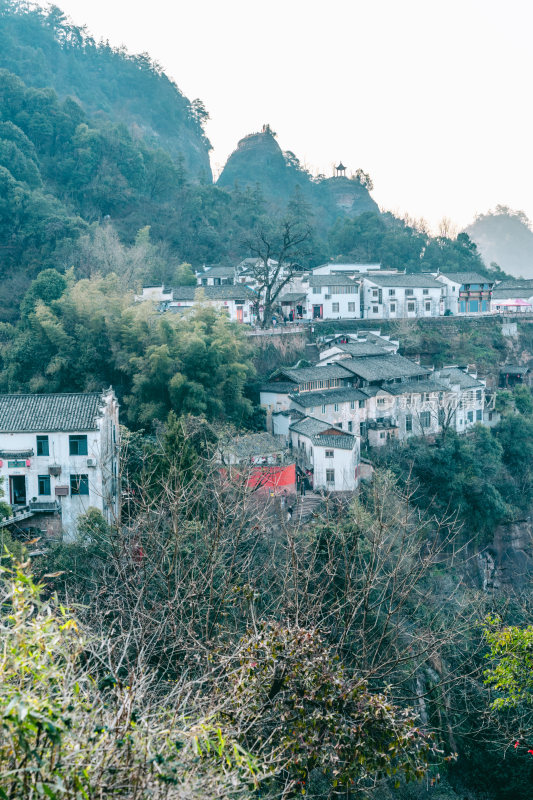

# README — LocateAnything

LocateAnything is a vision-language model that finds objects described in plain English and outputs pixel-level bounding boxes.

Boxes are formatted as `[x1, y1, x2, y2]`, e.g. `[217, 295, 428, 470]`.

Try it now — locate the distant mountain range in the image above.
[466, 206, 533, 278]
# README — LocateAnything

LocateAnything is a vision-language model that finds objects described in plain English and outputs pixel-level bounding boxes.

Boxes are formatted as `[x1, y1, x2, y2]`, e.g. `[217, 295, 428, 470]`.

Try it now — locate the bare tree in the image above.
[242, 216, 312, 327]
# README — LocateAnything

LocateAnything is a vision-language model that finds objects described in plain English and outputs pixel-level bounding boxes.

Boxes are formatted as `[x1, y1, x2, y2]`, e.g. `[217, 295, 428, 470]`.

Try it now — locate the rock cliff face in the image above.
[476, 518, 533, 592]
[217, 126, 378, 222]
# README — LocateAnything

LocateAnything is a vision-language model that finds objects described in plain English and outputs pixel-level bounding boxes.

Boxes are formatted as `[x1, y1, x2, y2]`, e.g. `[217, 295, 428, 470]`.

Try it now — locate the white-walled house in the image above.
[289, 416, 360, 492]
[197, 265, 236, 286]
[361, 274, 443, 319]
[312, 263, 381, 276]
[135, 285, 173, 303]
[308, 275, 361, 320]
[435, 367, 486, 432]
[0, 390, 119, 539]
[169, 285, 256, 323]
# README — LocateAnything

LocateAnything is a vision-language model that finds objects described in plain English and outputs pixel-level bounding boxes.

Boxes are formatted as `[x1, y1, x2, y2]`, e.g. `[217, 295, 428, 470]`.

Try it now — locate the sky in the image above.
[35, 0, 533, 232]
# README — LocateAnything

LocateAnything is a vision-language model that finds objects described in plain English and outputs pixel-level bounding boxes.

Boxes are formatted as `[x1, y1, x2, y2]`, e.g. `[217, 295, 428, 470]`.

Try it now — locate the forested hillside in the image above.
[0, 0, 503, 325]
[0, 0, 211, 175]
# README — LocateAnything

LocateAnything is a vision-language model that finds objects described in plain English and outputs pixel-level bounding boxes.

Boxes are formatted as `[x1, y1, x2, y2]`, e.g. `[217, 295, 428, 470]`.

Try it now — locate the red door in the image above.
[236, 306, 243, 322]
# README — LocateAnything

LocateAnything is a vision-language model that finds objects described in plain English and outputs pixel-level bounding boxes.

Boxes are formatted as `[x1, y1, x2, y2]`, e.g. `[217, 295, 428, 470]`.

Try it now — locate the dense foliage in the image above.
[0, 0, 502, 327]
[374, 387, 533, 545]
[0, 270, 255, 428]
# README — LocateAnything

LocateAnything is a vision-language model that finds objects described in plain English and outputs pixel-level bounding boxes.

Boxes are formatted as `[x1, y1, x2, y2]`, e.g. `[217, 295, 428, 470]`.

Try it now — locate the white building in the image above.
[308, 274, 361, 320]
[169, 285, 256, 323]
[197, 265, 236, 286]
[312, 263, 381, 276]
[435, 367, 486, 432]
[491, 284, 533, 313]
[0, 390, 119, 538]
[361, 274, 443, 319]
[289, 416, 360, 492]
[135, 285, 173, 303]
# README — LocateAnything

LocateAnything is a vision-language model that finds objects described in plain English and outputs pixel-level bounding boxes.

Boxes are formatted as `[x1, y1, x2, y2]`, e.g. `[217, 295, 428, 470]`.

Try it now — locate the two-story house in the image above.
[197, 265, 236, 286]
[169, 285, 256, 323]
[308, 274, 361, 320]
[0, 390, 119, 539]
[289, 416, 360, 492]
[360, 274, 443, 319]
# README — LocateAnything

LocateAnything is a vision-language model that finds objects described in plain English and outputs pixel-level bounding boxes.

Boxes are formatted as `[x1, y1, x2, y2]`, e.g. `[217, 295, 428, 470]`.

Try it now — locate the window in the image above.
[335, 422, 342, 429]
[388, 289, 395, 296]
[332, 302, 339, 313]
[350, 400, 355, 410]
[476, 409, 483, 421]
[380, 432, 386, 439]
[325, 450, 334, 458]
[348, 302, 356, 312]
[69, 435, 88, 456]
[70, 474, 89, 495]
[358, 399, 365, 409]
[476, 389, 482, 401]
[333, 403, 339, 412]
[372, 289, 378, 297]
[372, 306, 379, 314]
[407, 302, 415, 312]
[36, 435, 49, 456]
[405, 414, 413, 432]
[425, 302, 431, 311]
[420, 411, 431, 428]
[309, 407, 314, 413]
[326, 469, 335, 484]
[390, 303, 396, 312]
[405, 289, 414, 296]
[467, 410, 474, 422]
[313, 287, 321, 294]
[348, 421, 353, 432]
[38, 475, 51, 495]
[423, 289, 429, 295]
[321, 404, 326, 414]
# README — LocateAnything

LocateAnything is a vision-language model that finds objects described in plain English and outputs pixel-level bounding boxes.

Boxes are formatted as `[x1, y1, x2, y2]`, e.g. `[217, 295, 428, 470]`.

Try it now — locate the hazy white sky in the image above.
[35, 0, 533, 230]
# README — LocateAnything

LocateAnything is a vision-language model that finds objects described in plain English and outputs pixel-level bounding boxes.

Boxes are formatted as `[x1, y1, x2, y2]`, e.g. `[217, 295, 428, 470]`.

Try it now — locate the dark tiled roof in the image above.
[436, 367, 484, 389]
[278, 292, 307, 302]
[290, 416, 333, 437]
[312, 433, 355, 450]
[290, 387, 369, 408]
[438, 272, 494, 286]
[339, 354, 429, 382]
[496, 280, 533, 290]
[383, 379, 449, 396]
[365, 273, 443, 288]
[261, 382, 297, 393]
[276, 365, 352, 383]
[328, 342, 389, 357]
[499, 365, 529, 375]
[200, 265, 235, 277]
[226, 433, 286, 458]
[0, 393, 105, 432]
[310, 274, 359, 287]
[290, 416, 355, 449]
[173, 285, 255, 301]
[492, 288, 533, 299]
